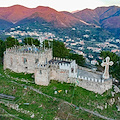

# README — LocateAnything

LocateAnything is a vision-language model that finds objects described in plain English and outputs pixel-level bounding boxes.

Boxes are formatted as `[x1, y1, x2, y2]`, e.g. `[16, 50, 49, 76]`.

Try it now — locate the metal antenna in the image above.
[5, 39, 7, 49]
[44, 40, 45, 50]
[48, 41, 50, 49]
[31, 38, 33, 46]
[27, 33, 28, 45]
[15, 38, 16, 46]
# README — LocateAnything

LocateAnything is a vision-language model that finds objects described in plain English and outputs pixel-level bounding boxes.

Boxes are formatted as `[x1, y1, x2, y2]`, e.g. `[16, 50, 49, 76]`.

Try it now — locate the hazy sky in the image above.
[0, 0, 120, 12]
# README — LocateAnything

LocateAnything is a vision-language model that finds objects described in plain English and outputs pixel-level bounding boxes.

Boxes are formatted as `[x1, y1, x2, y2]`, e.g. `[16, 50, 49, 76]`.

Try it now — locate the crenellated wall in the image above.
[68, 77, 112, 94]
[3, 46, 112, 94]
[4, 46, 52, 73]
[53, 57, 72, 62]
[35, 61, 112, 94]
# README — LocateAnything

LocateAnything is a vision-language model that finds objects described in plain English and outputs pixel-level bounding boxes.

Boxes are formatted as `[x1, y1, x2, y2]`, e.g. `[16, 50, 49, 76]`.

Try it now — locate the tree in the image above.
[52, 40, 85, 66]
[53, 40, 70, 58]
[5, 37, 19, 48]
[100, 51, 119, 63]
[43, 40, 51, 48]
[0, 40, 5, 57]
[0, 40, 5, 63]
[23, 37, 40, 46]
[68, 53, 85, 66]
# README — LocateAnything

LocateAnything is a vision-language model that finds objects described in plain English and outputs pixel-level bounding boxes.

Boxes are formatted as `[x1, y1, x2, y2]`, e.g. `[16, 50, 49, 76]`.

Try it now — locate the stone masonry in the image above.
[4, 45, 113, 94]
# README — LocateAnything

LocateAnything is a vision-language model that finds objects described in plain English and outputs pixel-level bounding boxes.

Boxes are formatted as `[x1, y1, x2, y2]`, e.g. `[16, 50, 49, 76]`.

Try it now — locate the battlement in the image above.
[36, 63, 49, 69]
[53, 57, 72, 62]
[3, 44, 113, 94]
[78, 75, 104, 83]
[48, 57, 75, 70]
[49, 57, 72, 65]
[4, 45, 52, 55]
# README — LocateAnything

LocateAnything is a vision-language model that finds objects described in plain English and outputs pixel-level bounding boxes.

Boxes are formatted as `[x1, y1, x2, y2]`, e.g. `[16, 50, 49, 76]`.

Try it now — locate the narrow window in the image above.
[40, 70, 42, 74]
[35, 59, 39, 64]
[25, 67, 28, 69]
[71, 68, 74, 73]
[10, 58, 13, 66]
[23, 58, 27, 64]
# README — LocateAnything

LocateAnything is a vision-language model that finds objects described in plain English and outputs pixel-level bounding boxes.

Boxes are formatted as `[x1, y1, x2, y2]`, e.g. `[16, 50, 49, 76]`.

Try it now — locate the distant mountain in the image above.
[0, 19, 13, 30]
[0, 5, 119, 36]
[73, 6, 120, 36]
[0, 5, 85, 29]
[25, 9, 84, 28]
[0, 5, 31, 23]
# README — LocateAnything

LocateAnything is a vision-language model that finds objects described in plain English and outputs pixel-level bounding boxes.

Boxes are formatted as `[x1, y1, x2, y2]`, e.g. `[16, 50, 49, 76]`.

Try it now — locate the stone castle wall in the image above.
[35, 63, 112, 94]
[48, 64, 112, 94]
[69, 77, 112, 94]
[35, 64, 50, 86]
[4, 47, 52, 73]
[49, 64, 69, 82]
[35, 63, 69, 86]
[4, 46, 112, 94]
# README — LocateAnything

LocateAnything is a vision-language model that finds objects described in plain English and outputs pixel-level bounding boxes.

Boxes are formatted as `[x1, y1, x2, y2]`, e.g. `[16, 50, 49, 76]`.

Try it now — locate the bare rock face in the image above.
[30, 114, 35, 118]
[116, 104, 120, 111]
[118, 97, 120, 102]
[54, 117, 60, 120]
[111, 91, 115, 97]
[116, 97, 120, 111]
[114, 85, 120, 93]
[97, 105, 104, 110]
[105, 103, 107, 109]
[108, 98, 115, 106]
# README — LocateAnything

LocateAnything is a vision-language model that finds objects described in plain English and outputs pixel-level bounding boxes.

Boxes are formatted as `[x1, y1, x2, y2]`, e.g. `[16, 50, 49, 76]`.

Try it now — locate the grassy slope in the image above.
[0, 65, 120, 120]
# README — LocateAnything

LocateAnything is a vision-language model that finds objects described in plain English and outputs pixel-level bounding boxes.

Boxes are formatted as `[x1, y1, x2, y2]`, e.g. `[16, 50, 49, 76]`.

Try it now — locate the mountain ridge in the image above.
[73, 6, 120, 28]
[0, 5, 119, 36]
[0, 5, 86, 28]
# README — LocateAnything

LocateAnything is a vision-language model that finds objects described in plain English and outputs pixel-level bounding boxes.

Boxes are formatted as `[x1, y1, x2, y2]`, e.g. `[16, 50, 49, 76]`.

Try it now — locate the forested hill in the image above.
[0, 5, 119, 37]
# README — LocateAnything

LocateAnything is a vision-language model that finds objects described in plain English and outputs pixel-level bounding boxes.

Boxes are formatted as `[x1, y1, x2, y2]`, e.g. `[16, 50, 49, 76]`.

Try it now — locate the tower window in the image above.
[35, 59, 39, 64]
[10, 57, 13, 66]
[23, 58, 27, 64]
[71, 68, 74, 73]
[40, 70, 42, 74]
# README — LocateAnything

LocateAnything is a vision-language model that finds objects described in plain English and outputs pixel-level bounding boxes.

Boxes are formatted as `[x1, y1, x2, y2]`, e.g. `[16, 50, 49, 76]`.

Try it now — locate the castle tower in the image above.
[3, 45, 52, 74]
[35, 64, 50, 86]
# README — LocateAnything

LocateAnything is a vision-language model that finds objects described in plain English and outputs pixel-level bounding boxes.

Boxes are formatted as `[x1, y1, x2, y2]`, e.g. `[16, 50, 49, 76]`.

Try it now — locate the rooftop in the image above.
[78, 69, 102, 80]
[17, 45, 40, 52]
[6, 45, 52, 53]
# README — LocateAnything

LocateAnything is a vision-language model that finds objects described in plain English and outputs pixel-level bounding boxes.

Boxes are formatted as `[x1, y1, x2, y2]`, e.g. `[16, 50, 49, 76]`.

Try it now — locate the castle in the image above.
[4, 45, 113, 94]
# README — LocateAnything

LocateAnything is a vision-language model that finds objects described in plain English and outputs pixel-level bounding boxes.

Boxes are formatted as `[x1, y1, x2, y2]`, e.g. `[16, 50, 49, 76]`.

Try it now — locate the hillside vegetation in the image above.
[0, 65, 120, 119]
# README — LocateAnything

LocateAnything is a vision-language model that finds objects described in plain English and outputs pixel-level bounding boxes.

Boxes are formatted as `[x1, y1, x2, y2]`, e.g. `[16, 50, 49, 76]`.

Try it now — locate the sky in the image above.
[0, 0, 120, 12]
